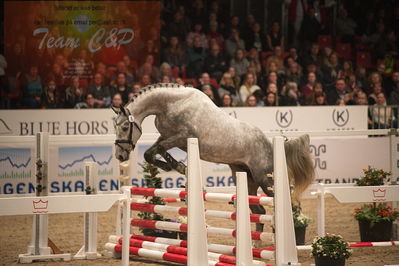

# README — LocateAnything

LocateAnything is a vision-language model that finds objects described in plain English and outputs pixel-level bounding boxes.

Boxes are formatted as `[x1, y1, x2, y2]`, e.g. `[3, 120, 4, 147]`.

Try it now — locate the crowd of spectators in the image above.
[0, 0, 398, 113]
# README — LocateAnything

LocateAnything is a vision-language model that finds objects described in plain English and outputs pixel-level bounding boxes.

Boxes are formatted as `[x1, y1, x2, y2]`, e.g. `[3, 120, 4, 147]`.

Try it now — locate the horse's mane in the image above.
[129, 83, 184, 104]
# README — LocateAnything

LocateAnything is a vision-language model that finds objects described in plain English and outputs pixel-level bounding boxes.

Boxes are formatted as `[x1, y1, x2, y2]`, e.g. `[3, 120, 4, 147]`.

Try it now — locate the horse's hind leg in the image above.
[230, 164, 265, 233]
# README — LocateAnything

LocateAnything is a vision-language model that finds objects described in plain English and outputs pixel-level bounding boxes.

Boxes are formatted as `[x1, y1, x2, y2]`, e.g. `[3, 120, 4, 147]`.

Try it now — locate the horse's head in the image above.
[112, 105, 142, 162]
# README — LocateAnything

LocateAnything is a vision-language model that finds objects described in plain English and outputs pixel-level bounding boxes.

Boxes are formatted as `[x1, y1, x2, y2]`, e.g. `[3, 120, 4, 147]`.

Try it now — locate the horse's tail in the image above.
[284, 134, 314, 201]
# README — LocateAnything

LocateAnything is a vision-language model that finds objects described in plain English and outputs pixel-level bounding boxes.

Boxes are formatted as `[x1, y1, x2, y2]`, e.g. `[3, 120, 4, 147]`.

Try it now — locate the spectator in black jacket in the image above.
[203, 43, 227, 81]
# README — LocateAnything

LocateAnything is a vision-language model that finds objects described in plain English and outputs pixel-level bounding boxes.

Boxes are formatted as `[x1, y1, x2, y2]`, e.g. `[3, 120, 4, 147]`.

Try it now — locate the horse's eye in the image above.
[122, 126, 129, 132]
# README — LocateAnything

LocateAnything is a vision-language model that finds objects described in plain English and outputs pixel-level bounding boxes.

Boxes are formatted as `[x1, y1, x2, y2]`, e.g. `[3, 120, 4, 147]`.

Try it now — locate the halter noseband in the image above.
[114, 109, 142, 151]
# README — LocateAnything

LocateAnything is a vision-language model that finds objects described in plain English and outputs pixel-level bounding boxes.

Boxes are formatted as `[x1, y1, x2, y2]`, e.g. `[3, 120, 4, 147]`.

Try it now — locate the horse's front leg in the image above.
[157, 146, 186, 175]
[144, 136, 187, 175]
[144, 142, 173, 172]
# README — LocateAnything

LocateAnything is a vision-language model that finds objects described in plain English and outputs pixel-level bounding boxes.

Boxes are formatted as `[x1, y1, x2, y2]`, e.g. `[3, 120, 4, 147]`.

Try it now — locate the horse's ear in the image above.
[111, 105, 120, 114]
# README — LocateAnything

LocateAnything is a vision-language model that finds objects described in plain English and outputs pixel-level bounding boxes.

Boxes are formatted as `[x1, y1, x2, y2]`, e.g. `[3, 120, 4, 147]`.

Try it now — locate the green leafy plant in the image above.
[137, 161, 171, 236]
[354, 203, 399, 224]
[311, 234, 352, 259]
[293, 204, 310, 228]
[356, 167, 391, 186]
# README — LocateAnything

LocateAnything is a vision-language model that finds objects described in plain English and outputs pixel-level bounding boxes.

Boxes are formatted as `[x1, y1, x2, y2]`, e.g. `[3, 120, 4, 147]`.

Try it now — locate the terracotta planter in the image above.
[294, 226, 306, 245]
[315, 256, 345, 266]
[358, 220, 392, 242]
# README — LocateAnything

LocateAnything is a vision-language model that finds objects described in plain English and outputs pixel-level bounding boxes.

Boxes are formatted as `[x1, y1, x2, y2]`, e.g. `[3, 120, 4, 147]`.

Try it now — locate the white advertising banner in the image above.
[0, 106, 367, 136]
[2, 106, 393, 196]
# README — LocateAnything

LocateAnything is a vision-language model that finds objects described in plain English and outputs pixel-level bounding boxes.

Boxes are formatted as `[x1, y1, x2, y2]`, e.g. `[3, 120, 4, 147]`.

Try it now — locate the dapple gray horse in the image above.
[112, 83, 314, 232]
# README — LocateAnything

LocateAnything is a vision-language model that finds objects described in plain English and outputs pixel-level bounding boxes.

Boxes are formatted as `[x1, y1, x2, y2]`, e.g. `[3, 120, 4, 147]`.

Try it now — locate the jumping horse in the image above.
[112, 83, 314, 232]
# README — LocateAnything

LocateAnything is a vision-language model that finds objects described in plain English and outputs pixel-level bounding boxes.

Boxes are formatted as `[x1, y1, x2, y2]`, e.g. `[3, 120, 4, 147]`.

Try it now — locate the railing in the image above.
[369, 105, 398, 129]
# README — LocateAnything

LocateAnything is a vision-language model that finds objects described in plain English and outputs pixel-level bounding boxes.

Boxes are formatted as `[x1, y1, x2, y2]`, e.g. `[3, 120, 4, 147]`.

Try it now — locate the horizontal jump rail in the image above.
[130, 187, 273, 206]
[110, 235, 275, 260]
[105, 243, 235, 266]
[131, 219, 274, 241]
[131, 203, 273, 224]
[108, 237, 267, 266]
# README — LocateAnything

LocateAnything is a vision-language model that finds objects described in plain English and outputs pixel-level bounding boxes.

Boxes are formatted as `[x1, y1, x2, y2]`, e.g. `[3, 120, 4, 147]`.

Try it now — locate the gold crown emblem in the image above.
[372, 188, 386, 198]
[33, 199, 48, 209]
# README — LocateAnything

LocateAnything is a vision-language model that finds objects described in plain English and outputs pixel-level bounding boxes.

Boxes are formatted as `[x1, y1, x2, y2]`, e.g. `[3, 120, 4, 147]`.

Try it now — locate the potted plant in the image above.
[356, 166, 390, 186]
[292, 204, 310, 245]
[354, 203, 399, 241]
[311, 234, 352, 266]
[137, 160, 177, 239]
[354, 166, 397, 241]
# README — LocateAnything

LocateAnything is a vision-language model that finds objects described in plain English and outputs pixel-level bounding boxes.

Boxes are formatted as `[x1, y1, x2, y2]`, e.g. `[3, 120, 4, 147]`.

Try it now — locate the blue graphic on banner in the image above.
[0, 148, 31, 179]
[58, 146, 113, 178]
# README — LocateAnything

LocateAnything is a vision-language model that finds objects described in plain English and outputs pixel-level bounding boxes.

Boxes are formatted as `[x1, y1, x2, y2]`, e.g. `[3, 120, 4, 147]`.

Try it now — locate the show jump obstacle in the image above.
[105, 136, 300, 266]
[0, 133, 130, 263]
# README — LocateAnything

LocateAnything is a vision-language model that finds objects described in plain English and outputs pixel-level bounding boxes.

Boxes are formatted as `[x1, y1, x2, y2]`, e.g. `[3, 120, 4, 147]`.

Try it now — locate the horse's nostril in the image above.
[118, 155, 124, 161]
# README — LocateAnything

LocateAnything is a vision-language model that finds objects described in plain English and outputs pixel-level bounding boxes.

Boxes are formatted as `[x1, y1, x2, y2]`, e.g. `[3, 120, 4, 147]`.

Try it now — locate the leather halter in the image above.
[114, 109, 142, 152]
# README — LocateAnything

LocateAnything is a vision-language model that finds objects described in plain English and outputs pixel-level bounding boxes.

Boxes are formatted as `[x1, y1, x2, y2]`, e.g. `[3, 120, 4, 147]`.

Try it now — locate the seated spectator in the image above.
[245, 22, 266, 52]
[160, 62, 174, 82]
[140, 39, 160, 64]
[239, 73, 261, 103]
[312, 91, 328, 105]
[137, 55, 161, 81]
[367, 72, 384, 97]
[326, 78, 348, 105]
[219, 72, 240, 104]
[264, 46, 284, 71]
[264, 92, 277, 106]
[87, 73, 112, 107]
[115, 61, 135, 86]
[207, 21, 225, 51]
[111, 93, 123, 108]
[356, 91, 368, 105]
[305, 82, 324, 105]
[322, 52, 341, 88]
[286, 47, 301, 64]
[140, 74, 153, 87]
[65, 77, 85, 108]
[112, 72, 131, 104]
[73, 49, 94, 86]
[245, 95, 258, 107]
[266, 22, 284, 51]
[187, 22, 208, 49]
[204, 43, 228, 81]
[264, 71, 283, 92]
[225, 29, 245, 58]
[230, 48, 250, 77]
[281, 82, 302, 106]
[285, 62, 303, 86]
[301, 72, 318, 98]
[246, 48, 262, 74]
[368, 83, 384, 105]
[162, 36, 187, 72]
[74, 93, 100, 109]
[41, 79, 60, 109]
[198, 72, 221, 106]
[221, 94, 233, 107]
[302, 43, 323, 68]
[369, 92, 395, 129]
[388, 72, 399, 105]
[227, 66, 241, 89]
[22, 65, 43, 108]
[201, 84, 219, 106]
[225, 15, 242, 39]
[355, 66, 368, 91]
[186, 36, 207, 78]
[338, 60, 354, 80]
